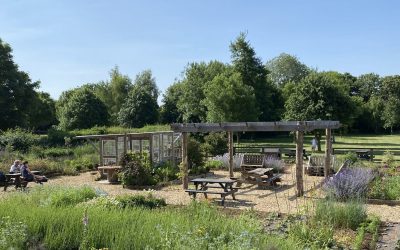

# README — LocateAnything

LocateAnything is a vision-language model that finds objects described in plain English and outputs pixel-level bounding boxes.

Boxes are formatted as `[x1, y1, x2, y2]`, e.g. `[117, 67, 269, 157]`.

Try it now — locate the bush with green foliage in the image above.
[116, 193, 166, 209]
[204, 160, 224, 170]
[382, 150, 395, 167]
[188, 137, 204, 168]
[314, 200, 367, 230]
[368, 175, 400, 200]
[46, 127, 72, 146]
[153, 161, 179, 182]
[0, 128, 41, 152]
[44, 186, 98, 207]
[353, 216, 380, 250]
[343, 151, 359, 164]
[118, 152, 155, 187]
[201, 132, 228, 156]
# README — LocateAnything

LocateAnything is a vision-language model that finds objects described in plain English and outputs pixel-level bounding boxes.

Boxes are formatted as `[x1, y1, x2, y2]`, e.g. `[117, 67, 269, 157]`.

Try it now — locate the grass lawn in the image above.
[236, 133, 400, 162]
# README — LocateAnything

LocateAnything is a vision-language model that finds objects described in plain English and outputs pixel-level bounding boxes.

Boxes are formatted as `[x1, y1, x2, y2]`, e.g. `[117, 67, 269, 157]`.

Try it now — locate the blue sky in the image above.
[1, 0, 399, 100]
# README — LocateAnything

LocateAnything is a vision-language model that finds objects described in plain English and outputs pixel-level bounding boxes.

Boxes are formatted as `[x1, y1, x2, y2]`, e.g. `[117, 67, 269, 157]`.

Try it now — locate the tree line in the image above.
[1, 34, 400, 133]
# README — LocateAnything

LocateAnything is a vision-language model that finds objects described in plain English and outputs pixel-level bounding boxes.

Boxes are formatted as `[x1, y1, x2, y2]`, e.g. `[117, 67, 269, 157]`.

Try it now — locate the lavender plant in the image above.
[263, 156, 285, 173]
[323, 168, 375, 201]
[212, 153, 243, 169]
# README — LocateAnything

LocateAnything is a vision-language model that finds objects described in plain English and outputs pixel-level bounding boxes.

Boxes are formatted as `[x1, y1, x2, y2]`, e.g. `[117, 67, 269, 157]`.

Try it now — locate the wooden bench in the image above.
[285, 149, 309, 160]
[305, 155, 335, 176]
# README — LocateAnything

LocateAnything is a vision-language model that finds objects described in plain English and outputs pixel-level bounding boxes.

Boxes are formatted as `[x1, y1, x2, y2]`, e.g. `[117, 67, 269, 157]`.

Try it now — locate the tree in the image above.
[203, 70, 258, 122]
[57, 87, 109, 130]
[160, 82, 184, 123]
[92, 66, 133, 122]
[117, 70, 159, 127]
[265, 53, 310, 87]
[0, 38, 42, 130]
[230, 33, 283, 121]
[28, 92, 57, 130]
[177, 61, 227, 122]
[285, 72, 359, 149]
[353, 73, 381, 102]
[379, 75, 400, 133]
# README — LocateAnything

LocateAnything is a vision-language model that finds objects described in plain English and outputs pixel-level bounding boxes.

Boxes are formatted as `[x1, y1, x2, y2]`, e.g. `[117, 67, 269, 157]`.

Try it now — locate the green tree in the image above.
[28, 92, 57, 130]
[203, 70, 258, 122]
[230, 33, 283, 121]
[284, 72, 359, 126]
[57, 87, 109, 130]
[353, 73, 381, 102]
[93, 66, 133, 122]
[379, 75, 400, 133]
[265, 53, 310, 87]
[0, 38, 42, 130]
[160, 82, 184, 123]
[177, 61, 227, 122]
[117, 70, 159, 127]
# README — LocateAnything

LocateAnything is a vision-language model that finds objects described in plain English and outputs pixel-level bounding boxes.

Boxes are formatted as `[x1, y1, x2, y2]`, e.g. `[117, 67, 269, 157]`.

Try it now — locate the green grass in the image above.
[236, 133, 400, 162]
[0, 186, 297, 250]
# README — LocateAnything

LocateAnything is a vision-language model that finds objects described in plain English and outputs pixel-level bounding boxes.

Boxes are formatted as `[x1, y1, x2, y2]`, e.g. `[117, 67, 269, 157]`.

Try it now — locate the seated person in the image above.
[20, 161, 47, 183]
[9, 160, 21, 174]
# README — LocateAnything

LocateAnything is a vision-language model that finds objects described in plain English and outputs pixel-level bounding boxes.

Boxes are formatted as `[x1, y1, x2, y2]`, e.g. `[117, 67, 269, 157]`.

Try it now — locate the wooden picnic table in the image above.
[185, 178, 237, 206]
[245, 167, 282, 187]
[98, 166, 122, 183]
[285, 149, 309, 160]
[354, 150, 372, 160]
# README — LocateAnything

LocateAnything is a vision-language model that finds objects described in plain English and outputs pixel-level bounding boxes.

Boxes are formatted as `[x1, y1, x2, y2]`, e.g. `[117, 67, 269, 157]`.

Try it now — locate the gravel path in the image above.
[2, 166, 399, 222]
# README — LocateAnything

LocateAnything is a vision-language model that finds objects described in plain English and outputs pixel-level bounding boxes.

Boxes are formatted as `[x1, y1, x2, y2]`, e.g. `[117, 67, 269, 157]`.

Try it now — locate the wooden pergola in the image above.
[171, 121, 341, 196]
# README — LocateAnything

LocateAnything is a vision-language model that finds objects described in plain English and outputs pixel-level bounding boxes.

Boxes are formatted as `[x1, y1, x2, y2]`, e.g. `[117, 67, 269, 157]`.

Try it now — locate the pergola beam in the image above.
[171, 121, 341, 133]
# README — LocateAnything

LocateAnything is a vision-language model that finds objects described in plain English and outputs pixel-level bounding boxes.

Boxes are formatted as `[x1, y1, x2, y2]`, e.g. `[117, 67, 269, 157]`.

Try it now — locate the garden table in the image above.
[185, 178, 238, 206]
[4, 173, 23, 191]
[354, 150, 371, 160]
[98, 166, 122, 184]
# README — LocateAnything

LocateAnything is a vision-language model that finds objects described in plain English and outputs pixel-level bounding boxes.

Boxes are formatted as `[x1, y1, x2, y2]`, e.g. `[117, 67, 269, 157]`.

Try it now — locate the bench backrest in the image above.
[241, 154, 264, 166]
[308, 155, 335, 167]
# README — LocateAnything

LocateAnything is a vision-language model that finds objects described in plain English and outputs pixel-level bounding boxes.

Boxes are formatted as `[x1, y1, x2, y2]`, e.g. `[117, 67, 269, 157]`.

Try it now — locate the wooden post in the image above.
[123, 133, 127, 155]
[228, 131, 234, 178]
[99, 139, 103, 166]
[325, 128, 332, 177]
[296, 130, 304, 197]
[182, 132, 189, 189]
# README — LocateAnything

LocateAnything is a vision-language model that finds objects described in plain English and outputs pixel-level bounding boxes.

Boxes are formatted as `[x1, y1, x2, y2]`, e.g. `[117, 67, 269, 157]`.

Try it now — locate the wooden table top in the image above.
[190, 178, 236, 184]
[98, 166, 122, 170]
[5, 173, 21, 177]
[247, 168, 273, 176]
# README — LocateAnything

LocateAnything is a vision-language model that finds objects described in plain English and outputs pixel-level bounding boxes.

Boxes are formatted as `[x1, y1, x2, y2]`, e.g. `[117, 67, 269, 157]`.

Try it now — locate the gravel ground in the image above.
[2, 165, 399, 222]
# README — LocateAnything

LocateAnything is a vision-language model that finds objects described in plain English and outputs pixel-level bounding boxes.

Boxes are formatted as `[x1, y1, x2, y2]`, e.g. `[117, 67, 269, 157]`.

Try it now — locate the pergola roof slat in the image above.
[171, 121, 340, 133]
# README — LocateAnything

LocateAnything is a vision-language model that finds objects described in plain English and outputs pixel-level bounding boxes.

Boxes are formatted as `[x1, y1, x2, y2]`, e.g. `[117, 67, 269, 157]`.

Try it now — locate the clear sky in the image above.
[1, 0, 399, 100]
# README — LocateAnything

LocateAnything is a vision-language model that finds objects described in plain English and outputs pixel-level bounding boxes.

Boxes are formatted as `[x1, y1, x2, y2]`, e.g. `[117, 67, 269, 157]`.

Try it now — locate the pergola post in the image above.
[99, 140, 103, 166]
[228, 131, 234, 178]
[296, 130, 304, 197]
[181, 132, 189, 189]
[325, 128, 332, 177]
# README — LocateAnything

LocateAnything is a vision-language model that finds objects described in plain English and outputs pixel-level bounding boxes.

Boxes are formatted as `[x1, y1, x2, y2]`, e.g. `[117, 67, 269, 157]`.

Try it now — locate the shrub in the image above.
[153, 161, 179, 182]
[204, 160, 224, 170]
[343, 151, 358, 164]
[116, 193, 166, 209]
[0, 128, 41, 152]
[382, 150, 395, 167]
[263, 156, 285, 173]
[201, 132, 228, 156]
[323, 167, 375, 201]
[189, 164, 210, 175]
[368, 175, 400, 200]
[188, 137, 204, 168]
[314, 200, 367, 230]
[46, 127, 72, 146]
[118, 152, 155, 186]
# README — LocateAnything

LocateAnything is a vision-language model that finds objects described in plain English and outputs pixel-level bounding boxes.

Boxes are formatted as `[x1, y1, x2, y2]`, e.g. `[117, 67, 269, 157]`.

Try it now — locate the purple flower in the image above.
[323, 168, 375, 201]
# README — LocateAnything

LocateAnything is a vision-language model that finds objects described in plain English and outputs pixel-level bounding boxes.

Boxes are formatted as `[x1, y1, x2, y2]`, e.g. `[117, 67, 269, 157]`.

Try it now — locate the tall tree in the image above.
[57, 86, 109, 130]
[177, 61, 227, 122]
[265, 53, 310, 87]
[28, 92, 57, 130]
[160, 82, 184, 123]
[0, 38, 42, 130]
[379, 75, 400, 133]
[285, 72, 359, 126]
[203, 70, 258, 122]
[93, 66, 133, 122]
[230, 33, 283, 121]
[117, 70, 159, 127]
